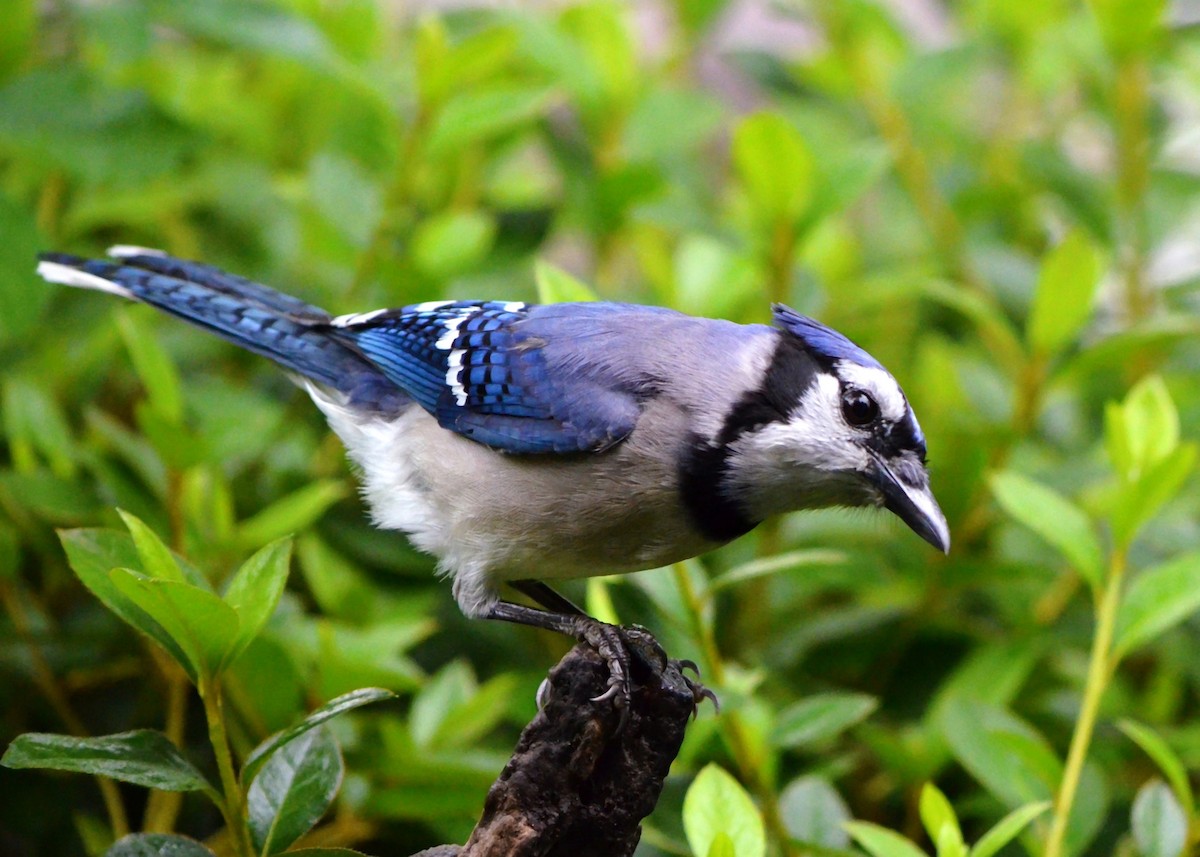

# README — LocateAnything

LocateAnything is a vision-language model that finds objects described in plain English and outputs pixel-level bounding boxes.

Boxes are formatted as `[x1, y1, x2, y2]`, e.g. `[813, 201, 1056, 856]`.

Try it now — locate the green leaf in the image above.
[969, 801, 1051, 857]
[1088, 0, 1165, 59]
[410, 660, 474, 750]
[109, 569, 240, 681]
[116, 307, 184, 425]
[221, 537, 292, 665]
[234, 480, 347, 551]
[247, 726, 343, 855]
[105, 833, 217, 856]
[919, 783, 962, 851]
[425, 84, 552, 156]
[412, 210, 496, 279]
[1130, 780, 1187, 857]
[1113, 551, 1200, 659]
[732, 112, 813, 225]
[1027, 229, 1102, 356]
[118, 509, 186, 583]
[844, 822, 929, 857]
[1110, 444, 1197, 550]
[779, 775, 850, 849]
[535, 260, 599, 304]
[2, 377, 77, 477]
[242, 687, 395, 785]
[772, 692, 878, 749]
[1111, 376, 1180, 479]
[59, 529, 193, 676]
[1117, 720, 1194, 818]
[709, 549, 846, 592]
[0, 193, 47, 345]
[2, 730, 214, 796]
[989, 471, 1104, 590]
[683, 764, 766, 857]
[706, 833, 736, 857]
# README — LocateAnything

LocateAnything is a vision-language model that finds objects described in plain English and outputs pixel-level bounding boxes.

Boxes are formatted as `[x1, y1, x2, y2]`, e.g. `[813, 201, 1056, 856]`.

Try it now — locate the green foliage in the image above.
[4, 2, 1200, 856]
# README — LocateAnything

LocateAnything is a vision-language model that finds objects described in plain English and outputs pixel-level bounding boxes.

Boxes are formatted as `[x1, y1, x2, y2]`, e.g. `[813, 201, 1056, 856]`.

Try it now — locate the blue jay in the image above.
[37, 247, 948, 708]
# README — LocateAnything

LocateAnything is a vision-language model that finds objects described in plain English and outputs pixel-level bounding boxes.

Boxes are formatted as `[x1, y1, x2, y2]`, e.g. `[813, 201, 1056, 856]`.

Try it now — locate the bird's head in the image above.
[719, 305, 949, 553]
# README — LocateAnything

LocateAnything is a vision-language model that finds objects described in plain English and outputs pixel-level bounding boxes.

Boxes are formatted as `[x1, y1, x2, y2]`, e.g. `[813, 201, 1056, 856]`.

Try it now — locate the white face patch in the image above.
[835, 361, 906, 422]
[36, 260, 135, 299]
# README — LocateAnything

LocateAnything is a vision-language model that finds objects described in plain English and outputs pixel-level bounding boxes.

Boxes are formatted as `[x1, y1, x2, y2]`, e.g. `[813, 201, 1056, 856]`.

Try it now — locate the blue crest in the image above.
[772, 304, 884, 371]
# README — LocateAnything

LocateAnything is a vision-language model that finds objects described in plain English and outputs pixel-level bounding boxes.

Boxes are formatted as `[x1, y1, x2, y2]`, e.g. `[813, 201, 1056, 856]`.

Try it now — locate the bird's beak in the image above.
[868, 454, 950, 554]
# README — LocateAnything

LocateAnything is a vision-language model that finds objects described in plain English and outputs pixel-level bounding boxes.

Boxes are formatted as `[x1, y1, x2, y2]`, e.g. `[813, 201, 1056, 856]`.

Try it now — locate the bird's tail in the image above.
[36, 246, 397, 409]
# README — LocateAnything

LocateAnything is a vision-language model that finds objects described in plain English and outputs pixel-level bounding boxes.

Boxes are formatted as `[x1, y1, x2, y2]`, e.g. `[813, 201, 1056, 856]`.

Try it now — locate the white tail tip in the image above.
[36, 260, 134, 298]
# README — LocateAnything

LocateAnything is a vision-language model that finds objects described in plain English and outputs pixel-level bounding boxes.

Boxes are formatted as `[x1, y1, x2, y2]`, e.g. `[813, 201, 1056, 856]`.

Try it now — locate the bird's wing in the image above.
[326, 300, 643, 454]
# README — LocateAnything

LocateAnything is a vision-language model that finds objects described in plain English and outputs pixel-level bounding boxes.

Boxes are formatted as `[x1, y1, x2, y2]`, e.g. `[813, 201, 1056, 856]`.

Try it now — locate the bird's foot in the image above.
[676, 658, 720, 716]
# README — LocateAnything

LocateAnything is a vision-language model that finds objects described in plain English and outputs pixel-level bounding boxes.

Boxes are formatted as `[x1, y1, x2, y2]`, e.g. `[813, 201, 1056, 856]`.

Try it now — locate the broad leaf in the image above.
[105, 833, 216, 857]
[772, 692, 877, 749]
[248, 726, 343, 855]
[779, 775, 850, 848]
[118, 509, 186, 583]
[242, 687, 395, 785]
[969, 801, 1050, 857]
[732, 112, 813, 225]
[1117, 720, 1194, 818]
[1027, 229, 1102, 356]
[1113, 550, 1200, 658]
[989, 471, 1104, 589]
[59, 529, 192, 676]
[425, 84, 552, 156]
[221, 537, 292, 666]
[1130, 780, 1187, 857]
[1110, 444, 1197, 550]
[683, 764, 766, 857]
[535, 260, 599, 303]
[919, 783, 962, 851]
[2, 730, 214, 796]
[234, 480, 346, 552]
[844, 822, 928, 857]
[110, 569, 239, 681]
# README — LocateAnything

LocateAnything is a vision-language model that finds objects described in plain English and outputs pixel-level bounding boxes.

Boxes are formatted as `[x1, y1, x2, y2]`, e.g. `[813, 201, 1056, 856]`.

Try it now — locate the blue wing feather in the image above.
[331, 301, 639, 454]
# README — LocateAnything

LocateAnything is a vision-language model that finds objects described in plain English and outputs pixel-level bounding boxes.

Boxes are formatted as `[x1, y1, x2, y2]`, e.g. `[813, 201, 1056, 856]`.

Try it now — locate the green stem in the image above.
[671, 564, 798, 857]
[201, 679, 256, 857]
[1044, 549, 1127, 857]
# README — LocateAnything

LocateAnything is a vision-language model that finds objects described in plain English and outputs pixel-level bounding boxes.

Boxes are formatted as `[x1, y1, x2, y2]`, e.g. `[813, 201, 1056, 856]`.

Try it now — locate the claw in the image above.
[536, 677, 552, 711]
[590, 682, 622, 705]
[678, 659, 700, 677]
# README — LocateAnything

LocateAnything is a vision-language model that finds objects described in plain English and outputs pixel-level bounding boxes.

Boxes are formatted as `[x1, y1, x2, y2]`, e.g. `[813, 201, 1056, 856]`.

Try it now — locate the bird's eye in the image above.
[841, 389, 879, 426]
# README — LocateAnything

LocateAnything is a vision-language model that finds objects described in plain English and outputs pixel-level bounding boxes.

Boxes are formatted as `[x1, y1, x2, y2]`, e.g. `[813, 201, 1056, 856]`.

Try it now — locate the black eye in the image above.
[841, 389, 879, 426]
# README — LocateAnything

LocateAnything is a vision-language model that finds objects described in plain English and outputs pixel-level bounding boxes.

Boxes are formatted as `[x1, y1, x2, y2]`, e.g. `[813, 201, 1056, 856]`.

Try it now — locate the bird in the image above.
[36, 246, 949, 711]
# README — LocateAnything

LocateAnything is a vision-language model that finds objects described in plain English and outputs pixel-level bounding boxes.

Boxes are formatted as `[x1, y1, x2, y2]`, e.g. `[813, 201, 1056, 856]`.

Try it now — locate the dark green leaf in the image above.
[248, 726, 343, 855]
[59, 529, 194, 678]
[242, 687, 395, 785]
[2, 730, 214, 795]
[109, 569, 239, 680]
[105, 833, 217, 857]
[771, 692, 877, 749]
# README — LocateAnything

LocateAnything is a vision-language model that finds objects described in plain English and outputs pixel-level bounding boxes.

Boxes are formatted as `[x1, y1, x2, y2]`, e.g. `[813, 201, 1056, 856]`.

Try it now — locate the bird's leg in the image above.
[509, 579, 586, 616]
[484, 600, 639, 721]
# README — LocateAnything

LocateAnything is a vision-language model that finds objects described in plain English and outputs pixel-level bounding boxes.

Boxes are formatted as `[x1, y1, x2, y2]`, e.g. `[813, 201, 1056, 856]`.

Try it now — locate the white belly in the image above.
[309, 389, 721, 616]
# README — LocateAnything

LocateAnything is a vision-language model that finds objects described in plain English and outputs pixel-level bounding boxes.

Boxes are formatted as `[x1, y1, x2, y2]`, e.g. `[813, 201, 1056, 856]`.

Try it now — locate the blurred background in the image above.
[1, 1, 1199, 855]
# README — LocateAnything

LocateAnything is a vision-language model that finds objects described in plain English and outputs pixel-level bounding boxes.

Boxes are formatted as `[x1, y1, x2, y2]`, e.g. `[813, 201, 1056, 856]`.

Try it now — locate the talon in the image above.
[590, 683, 623, 705]
[678, 659, 700, 676]
[535, 677, 552, 710]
